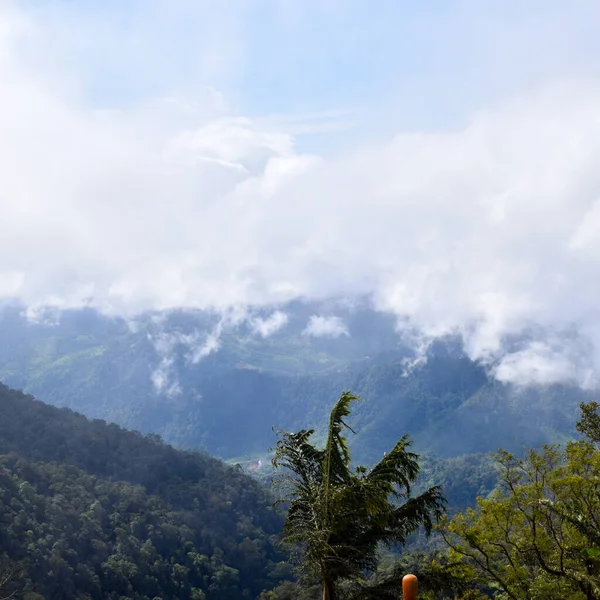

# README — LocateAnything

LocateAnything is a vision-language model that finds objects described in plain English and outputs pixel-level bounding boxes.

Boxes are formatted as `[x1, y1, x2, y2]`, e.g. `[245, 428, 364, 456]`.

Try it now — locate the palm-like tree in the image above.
[272, 391, 446, 600]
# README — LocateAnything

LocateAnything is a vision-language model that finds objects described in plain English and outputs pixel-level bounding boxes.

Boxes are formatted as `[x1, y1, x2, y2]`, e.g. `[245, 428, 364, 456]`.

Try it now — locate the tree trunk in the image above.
[322, 577, 334, 600]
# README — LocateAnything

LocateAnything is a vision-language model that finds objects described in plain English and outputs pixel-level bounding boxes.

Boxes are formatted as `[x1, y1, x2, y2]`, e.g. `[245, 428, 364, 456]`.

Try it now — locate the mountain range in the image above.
[0, 300, 589, 466]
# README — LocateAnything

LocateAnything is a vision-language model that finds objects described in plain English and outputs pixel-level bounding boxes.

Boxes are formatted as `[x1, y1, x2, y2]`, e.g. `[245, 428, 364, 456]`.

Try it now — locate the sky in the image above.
[3, 0, 600, 386]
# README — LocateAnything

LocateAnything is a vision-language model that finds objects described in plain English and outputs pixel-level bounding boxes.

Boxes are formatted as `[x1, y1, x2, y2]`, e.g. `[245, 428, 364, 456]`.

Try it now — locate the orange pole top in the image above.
[402, 574, 418, 600]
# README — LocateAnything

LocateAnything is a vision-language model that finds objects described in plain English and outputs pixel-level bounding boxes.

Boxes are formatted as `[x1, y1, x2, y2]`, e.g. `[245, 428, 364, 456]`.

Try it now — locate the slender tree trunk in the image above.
[322, 577, 334, 600]
[587, 560, 595, 600]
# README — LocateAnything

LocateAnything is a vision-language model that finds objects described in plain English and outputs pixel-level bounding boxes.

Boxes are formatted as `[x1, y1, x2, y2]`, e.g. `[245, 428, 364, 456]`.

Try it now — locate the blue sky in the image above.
[17, 1, 600, 131]
[3, 0, 600, 386]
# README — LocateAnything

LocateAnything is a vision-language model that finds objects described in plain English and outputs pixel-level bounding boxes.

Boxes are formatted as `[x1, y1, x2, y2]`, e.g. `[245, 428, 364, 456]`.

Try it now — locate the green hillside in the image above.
[0, 304, 589, 464]
[0, 383, 291, 599]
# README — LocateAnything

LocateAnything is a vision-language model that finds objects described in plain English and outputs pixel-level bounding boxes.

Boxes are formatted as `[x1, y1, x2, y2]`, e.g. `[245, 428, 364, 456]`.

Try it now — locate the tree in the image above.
[272, 391, 446, 600]
[0, 558, 22, 600]
[441, 402, 600, 600]
[577, 401, 600, 444]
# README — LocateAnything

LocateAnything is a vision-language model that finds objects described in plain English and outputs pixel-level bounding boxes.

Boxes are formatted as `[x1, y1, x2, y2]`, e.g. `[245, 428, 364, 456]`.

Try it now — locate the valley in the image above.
[0, 302, 594, 598]
[0, 302, 587, 465]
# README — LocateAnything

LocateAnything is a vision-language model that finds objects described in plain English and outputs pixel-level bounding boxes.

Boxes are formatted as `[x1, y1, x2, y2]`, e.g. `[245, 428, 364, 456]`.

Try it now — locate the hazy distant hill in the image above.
[0, 302, 589, 463]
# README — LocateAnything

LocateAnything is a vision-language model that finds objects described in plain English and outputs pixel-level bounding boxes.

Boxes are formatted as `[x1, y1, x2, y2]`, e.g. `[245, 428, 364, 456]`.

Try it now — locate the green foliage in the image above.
[272, 392, 446, 599]
[577, 400, 600, 444]
[340, 551, 481, 600]
[256, 580, 321, 600]
[0, 556, 22, 600]
[416, 453, 499, 511]
[441, 402, 600, 600]
[0, 383, 292, 599]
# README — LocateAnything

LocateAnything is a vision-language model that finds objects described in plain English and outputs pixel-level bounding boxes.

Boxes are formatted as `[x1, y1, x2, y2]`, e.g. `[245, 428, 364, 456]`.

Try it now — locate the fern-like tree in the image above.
[272, 391, 446, 600]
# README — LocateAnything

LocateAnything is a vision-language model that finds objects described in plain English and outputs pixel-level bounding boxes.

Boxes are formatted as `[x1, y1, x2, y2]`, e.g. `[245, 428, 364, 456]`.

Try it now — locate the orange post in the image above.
[402, 574, 418, 600]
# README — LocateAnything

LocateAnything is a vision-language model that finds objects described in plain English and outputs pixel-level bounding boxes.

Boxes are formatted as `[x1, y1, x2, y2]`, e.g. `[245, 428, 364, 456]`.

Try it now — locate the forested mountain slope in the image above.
[0, 383, 290, 600]
[0, 303, 590, 463]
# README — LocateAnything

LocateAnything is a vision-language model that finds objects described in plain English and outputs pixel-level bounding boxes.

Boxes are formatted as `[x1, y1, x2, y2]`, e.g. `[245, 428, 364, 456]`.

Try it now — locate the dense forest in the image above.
[3, 378, 600, 600]
[0, 379, 505, 600]
[0, 383, 291, 599]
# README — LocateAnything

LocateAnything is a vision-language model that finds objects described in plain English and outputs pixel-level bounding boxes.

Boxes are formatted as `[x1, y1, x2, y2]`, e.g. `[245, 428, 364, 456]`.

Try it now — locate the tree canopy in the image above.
[0, 383, 291, 599]
[272, 391, 446, 600]
[441, 401, 600, 600]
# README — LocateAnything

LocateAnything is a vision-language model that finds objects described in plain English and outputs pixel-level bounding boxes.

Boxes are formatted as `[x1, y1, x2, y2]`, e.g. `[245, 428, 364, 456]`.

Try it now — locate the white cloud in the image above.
[188, 324, 223, 364]
[22, 306, 60, 327]
[303, 316, 349, 338]
[150, 356, 182, 398]
[4, 3, 600, 387]
[149, 327, 218, 396]
[250, 311, 289, 338]
[149, 332, 185, 397]
[148, 308, 250, 394]
[494, 338, 597, 389]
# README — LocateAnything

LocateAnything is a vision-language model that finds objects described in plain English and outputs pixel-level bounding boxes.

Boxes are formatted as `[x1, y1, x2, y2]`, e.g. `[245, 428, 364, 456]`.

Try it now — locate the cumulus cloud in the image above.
[3, 2, 600, 387]
[494, 338, 596, 389]
[303, 316, 349, 338]
[250, 311, 289, 338]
